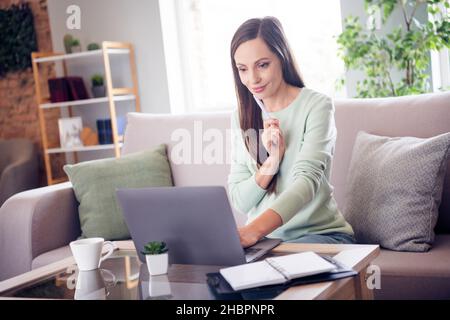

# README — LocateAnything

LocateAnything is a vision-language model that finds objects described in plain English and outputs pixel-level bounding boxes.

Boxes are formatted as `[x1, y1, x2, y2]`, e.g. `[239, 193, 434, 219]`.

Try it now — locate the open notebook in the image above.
[219, 251, 337, 291]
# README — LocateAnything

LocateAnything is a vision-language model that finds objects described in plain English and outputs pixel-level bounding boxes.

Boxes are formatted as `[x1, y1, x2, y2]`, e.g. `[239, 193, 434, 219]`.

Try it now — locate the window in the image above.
[430, 1, 450, 92]
[160, 0, 345, 113]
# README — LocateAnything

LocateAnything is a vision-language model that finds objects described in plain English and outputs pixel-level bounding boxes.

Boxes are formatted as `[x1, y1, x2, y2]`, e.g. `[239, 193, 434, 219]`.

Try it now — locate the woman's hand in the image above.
[238, 225, 262, 248]
[262, 119, 285, 162]
[238, 209, 283, 248]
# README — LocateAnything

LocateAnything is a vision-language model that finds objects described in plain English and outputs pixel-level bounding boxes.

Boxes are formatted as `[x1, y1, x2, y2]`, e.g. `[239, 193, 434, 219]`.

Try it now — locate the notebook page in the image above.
[265, 251, 336, 280]
[219, 260, 286, 291]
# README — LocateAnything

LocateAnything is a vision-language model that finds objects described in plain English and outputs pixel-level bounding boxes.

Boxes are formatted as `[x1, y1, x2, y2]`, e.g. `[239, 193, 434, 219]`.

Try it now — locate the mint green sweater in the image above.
[228, 88, 353, 241]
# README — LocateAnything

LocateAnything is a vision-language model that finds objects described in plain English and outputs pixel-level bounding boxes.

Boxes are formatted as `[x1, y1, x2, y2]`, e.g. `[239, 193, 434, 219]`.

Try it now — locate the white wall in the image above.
[339, 0, 429, 97]
[47, 0, 170, 114]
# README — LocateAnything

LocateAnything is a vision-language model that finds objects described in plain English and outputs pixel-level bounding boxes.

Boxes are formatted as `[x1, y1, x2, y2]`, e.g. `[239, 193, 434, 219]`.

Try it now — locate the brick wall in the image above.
[0, 0, 65, 185]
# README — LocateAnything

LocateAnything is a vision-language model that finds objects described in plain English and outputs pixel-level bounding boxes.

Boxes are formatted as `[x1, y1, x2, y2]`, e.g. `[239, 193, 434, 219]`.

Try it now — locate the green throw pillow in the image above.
[64, 144, 173, 240]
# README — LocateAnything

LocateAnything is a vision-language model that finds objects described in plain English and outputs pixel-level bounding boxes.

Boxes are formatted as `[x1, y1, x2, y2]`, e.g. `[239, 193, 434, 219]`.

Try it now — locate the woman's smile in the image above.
[252, 84, 267, 93]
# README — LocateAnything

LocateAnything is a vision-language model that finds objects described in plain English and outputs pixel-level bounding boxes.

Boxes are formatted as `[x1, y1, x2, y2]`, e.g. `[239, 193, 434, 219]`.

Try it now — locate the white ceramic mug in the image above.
[70, 237, 115, 271]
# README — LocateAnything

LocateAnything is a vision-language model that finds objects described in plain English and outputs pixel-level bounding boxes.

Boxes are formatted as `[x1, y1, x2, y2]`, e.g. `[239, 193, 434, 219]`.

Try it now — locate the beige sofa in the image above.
[0, 139, 39, 207]
[1, 91, 449, 299]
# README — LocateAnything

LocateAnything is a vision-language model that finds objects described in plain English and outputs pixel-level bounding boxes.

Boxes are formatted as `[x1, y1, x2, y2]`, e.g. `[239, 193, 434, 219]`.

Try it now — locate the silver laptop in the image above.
[116, 186, 281, 266]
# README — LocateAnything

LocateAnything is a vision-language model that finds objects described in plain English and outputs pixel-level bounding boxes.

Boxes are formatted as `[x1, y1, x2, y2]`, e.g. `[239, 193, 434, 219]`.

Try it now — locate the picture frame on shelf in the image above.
[58, 117, 84, 149]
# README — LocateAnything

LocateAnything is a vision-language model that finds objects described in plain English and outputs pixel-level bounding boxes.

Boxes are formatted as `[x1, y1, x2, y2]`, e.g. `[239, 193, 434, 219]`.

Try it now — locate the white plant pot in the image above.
[91, 86, 105, 98]
[145, 253, 168, 276]
[71, 45, 82, 53]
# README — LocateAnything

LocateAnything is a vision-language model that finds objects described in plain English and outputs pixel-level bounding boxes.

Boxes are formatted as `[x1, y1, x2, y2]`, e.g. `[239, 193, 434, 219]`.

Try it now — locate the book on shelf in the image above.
[48, 78, 70, 102]
[47, 76, 89, 103]
[218, 251, 350, 291]
[96, 118, 113, 144]
[66, 76, 89, 100]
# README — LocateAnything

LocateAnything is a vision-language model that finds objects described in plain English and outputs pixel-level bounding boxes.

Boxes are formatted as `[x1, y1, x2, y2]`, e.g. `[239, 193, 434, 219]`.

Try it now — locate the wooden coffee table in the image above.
[0, 241, 379, 300]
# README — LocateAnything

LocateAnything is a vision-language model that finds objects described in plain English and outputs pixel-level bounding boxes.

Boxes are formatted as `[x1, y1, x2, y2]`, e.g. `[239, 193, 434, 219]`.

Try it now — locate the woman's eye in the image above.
[238, 68, 246, 72]
[258, 62, 269, 69]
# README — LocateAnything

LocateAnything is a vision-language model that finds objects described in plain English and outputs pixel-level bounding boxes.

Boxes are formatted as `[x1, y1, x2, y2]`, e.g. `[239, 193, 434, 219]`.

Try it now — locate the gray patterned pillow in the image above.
[344, 131, 450, 252]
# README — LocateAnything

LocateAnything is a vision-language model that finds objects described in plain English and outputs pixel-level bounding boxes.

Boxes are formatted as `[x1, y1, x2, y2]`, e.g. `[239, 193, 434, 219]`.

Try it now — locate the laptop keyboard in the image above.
[244, 248, 260, 254]
[243, 239, 282, 263]
[244, 248, 262, 262]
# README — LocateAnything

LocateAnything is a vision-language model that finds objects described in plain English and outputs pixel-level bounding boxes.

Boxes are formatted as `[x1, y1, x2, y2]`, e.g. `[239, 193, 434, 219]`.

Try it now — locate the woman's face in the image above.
[234, 37, 285, 100]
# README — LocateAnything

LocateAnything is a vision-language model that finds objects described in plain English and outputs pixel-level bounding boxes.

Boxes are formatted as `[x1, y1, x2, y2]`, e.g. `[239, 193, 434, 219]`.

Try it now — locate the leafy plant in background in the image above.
[0, 3, 37, 77]
[87, 43, 100, 51]
[91, 74, 104, 87]
[63, 34, 74, 53]
[63, 34, 81, 53]
[337, 0, 449, 98]
[70, 38, 81, 53]
[71, 38, 80, 47]
[91, 74, 105, 97]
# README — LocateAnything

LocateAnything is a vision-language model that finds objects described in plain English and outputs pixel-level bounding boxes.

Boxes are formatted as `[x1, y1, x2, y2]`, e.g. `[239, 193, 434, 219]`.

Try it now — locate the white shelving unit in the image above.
[39, 94, 136, 109]
[33, 48, 130, 63]
[46, 143, 123, 154]
[31, 41, 141, 185]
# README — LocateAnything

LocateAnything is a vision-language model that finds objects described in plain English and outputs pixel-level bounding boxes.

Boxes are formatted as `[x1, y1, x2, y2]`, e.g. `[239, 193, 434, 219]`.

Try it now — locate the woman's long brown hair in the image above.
[230, 17, 305, 194]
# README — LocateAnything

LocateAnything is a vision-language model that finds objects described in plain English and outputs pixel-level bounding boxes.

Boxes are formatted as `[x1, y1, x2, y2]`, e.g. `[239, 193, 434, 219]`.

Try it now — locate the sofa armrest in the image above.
[0, 156, 39, 206]
[0, 182, 80, 281]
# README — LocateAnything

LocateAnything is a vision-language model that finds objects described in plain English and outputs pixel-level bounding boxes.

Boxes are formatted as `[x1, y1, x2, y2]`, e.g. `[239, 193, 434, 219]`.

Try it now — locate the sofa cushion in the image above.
[332, 92, 450, 227]
[63, 145, 173, 240]
[372, 234, 450, 299]
[344, 131, 450, 252]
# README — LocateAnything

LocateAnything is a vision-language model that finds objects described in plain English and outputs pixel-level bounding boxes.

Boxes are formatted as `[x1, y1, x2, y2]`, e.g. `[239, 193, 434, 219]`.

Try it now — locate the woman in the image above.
[228, 17, 355, 247]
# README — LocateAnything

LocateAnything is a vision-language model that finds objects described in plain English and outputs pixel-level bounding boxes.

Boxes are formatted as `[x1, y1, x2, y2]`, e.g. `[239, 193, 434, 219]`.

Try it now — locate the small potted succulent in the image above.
[91, 74, 105, 98]
[142, 241, 169, 276]
[87, 42, 100, 51]
[70, 38, 82, 53]
[63, 34, 82, 53]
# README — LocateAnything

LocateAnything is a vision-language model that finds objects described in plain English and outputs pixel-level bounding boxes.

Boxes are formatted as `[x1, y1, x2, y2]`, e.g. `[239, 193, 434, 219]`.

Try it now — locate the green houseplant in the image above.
[63, 34, 82, 53]
[337, 0, 449, 98]
[91, 74, 105, 98]
[63, 34, 74, 53]
[0, 4, 37, 77]
[142, 241, 169, 276]
[71, 38, 81, 53]
[87, 43, 100, 51]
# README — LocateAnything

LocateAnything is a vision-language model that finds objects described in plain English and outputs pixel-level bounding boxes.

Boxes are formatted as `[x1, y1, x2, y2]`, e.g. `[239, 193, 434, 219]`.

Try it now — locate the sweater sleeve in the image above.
[227, 111, 267, 214]
[269, 97, 336, 224]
